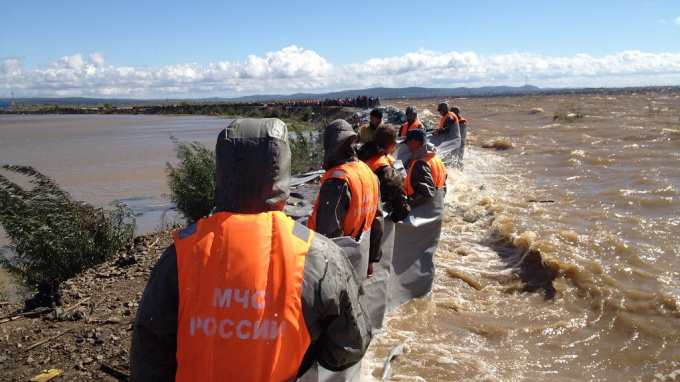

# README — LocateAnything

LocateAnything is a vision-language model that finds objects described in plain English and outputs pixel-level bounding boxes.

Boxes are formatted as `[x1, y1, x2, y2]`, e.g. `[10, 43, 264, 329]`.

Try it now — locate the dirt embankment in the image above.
[0, 232, 173, 381]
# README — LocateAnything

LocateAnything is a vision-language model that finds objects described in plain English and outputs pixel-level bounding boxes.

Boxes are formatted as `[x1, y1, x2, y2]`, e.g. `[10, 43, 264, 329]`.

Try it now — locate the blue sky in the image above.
[1, 0, 679, 99]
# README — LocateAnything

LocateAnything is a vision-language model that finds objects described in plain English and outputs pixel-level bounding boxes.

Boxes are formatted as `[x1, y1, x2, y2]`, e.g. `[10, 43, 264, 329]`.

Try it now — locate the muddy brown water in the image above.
[1, 93, 680, 380]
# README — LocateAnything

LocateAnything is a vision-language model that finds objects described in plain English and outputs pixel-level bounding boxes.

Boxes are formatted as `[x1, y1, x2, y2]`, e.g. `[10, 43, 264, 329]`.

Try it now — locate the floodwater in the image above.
[1, 91, 679, 381]
[362, 92, 680, 381]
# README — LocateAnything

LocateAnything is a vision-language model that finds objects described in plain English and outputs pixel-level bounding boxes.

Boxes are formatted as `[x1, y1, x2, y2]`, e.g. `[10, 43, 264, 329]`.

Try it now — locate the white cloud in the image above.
[2, 47, 680, 98]
[1, 58, 22, 76]
[675, 16, 680, 25]
[89, 53, 106, 68]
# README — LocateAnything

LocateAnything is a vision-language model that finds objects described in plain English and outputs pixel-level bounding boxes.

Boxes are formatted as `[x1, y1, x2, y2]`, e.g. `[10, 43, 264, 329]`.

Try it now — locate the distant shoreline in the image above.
[2, 85, 679, 116]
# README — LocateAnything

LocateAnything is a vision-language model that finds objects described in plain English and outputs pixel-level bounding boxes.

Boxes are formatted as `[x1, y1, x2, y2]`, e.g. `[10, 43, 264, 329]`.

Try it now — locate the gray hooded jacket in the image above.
[129, 119, 372, 381]
[313, 119, 384, 263]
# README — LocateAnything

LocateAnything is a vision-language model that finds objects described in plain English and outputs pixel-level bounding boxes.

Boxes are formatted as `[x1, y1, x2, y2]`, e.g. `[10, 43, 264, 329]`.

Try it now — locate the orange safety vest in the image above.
[308, 161, 379, 238]
[457, 116, 468, 124]
[174, 211, 312, 382]
[363, 153, 395, 173]
[404, 154, 447, 196]
[399, 120, 422, 137]
[439, 112, 459, 128]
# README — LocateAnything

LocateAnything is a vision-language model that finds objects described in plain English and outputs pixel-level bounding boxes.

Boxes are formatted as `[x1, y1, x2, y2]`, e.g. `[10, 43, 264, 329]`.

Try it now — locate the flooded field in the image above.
[1, 90, 679, 380]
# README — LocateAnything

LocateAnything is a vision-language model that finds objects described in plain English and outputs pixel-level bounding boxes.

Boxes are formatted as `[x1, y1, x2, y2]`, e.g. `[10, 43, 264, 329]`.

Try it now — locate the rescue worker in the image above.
[307, 119, 383, 280]
[403, 128, 447, 208]
[398, 106, 422, 137]
[357, 125, 409, 333]
[387, 127, 447, 312]
[130, 119, 372, 382]
[431, 101, 462, 165]
[357, 108, 386, 143]
[358, 125, 410, 223]
[452, 105, 468, 169]
[304, 119, 383, 382]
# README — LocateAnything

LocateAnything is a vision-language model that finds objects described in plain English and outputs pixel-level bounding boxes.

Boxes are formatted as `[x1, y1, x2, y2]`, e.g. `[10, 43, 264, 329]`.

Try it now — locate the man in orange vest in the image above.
[403, 128, 447, 208]
[358, 125, 410, 222]
[431, 101, 462, 165]
[387, 127, 447, 312]
[304, 119, 382, 381]
[356, 125, 409, 334]
[452, 105, 468, 170]
[130, 119, 372, 382]
[399, 106, 422, 137]
[308, 119, 383, 280]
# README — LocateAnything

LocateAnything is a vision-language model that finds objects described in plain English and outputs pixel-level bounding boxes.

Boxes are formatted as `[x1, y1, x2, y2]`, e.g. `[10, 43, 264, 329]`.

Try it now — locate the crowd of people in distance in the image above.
[129, 101, 467, 382]
[275, 95, 381, 109]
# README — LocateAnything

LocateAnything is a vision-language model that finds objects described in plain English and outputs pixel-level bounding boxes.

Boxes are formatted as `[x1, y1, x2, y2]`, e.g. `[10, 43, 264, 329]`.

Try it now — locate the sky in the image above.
[1, 0, 680, 99]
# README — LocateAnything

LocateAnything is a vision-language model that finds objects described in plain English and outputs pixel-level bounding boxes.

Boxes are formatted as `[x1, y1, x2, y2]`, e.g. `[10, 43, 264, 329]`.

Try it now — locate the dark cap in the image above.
[452, 106, 460, 114]
[404, 128, 427, 142]
[370, 108, 383, 120]
[405, 106, 417, 115]
[437, 102, 449, 112]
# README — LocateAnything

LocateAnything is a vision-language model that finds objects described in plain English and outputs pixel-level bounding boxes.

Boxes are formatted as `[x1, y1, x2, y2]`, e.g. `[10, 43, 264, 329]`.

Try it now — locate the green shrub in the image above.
[289, 123, 324, 174]
[0, 165, 136, 287]
[301, 107, 313, 122]
[165, 136, 216, 224]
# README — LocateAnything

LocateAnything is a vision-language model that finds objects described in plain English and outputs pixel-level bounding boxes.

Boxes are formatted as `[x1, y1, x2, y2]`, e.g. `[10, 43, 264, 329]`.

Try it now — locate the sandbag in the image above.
[387, 187, 445, 312]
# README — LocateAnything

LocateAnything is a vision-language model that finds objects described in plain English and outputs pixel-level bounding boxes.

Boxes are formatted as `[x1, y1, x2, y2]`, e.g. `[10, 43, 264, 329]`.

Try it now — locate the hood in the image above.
[215, 118, 290, 213]
[413, 141, 437, 161]
[323, 119, 357, 170]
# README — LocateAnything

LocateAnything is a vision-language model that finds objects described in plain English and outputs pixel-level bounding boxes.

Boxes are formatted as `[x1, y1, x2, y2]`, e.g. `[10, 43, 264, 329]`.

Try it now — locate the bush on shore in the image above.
[0, 165, 136, 288]
[165, 136, 216, 225]
[289, 122, 324, 174]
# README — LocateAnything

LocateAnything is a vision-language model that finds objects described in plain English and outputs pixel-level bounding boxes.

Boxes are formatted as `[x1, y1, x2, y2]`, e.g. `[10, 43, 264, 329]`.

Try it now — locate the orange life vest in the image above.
[439, 112, 459, 128]
[363, 154, 394, 173]
[457, 116, 468, 124]
[308, 161, 379, 238]
[399, 120, 422, 137]
[174, 211, 312, 382]
[404, 154, 447, 196]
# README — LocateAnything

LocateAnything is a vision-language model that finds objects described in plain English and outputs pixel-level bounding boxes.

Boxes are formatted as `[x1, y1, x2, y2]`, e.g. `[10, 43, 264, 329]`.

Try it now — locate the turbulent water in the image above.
[362, 93, 680, 381]
[1, 92, 679, 381]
